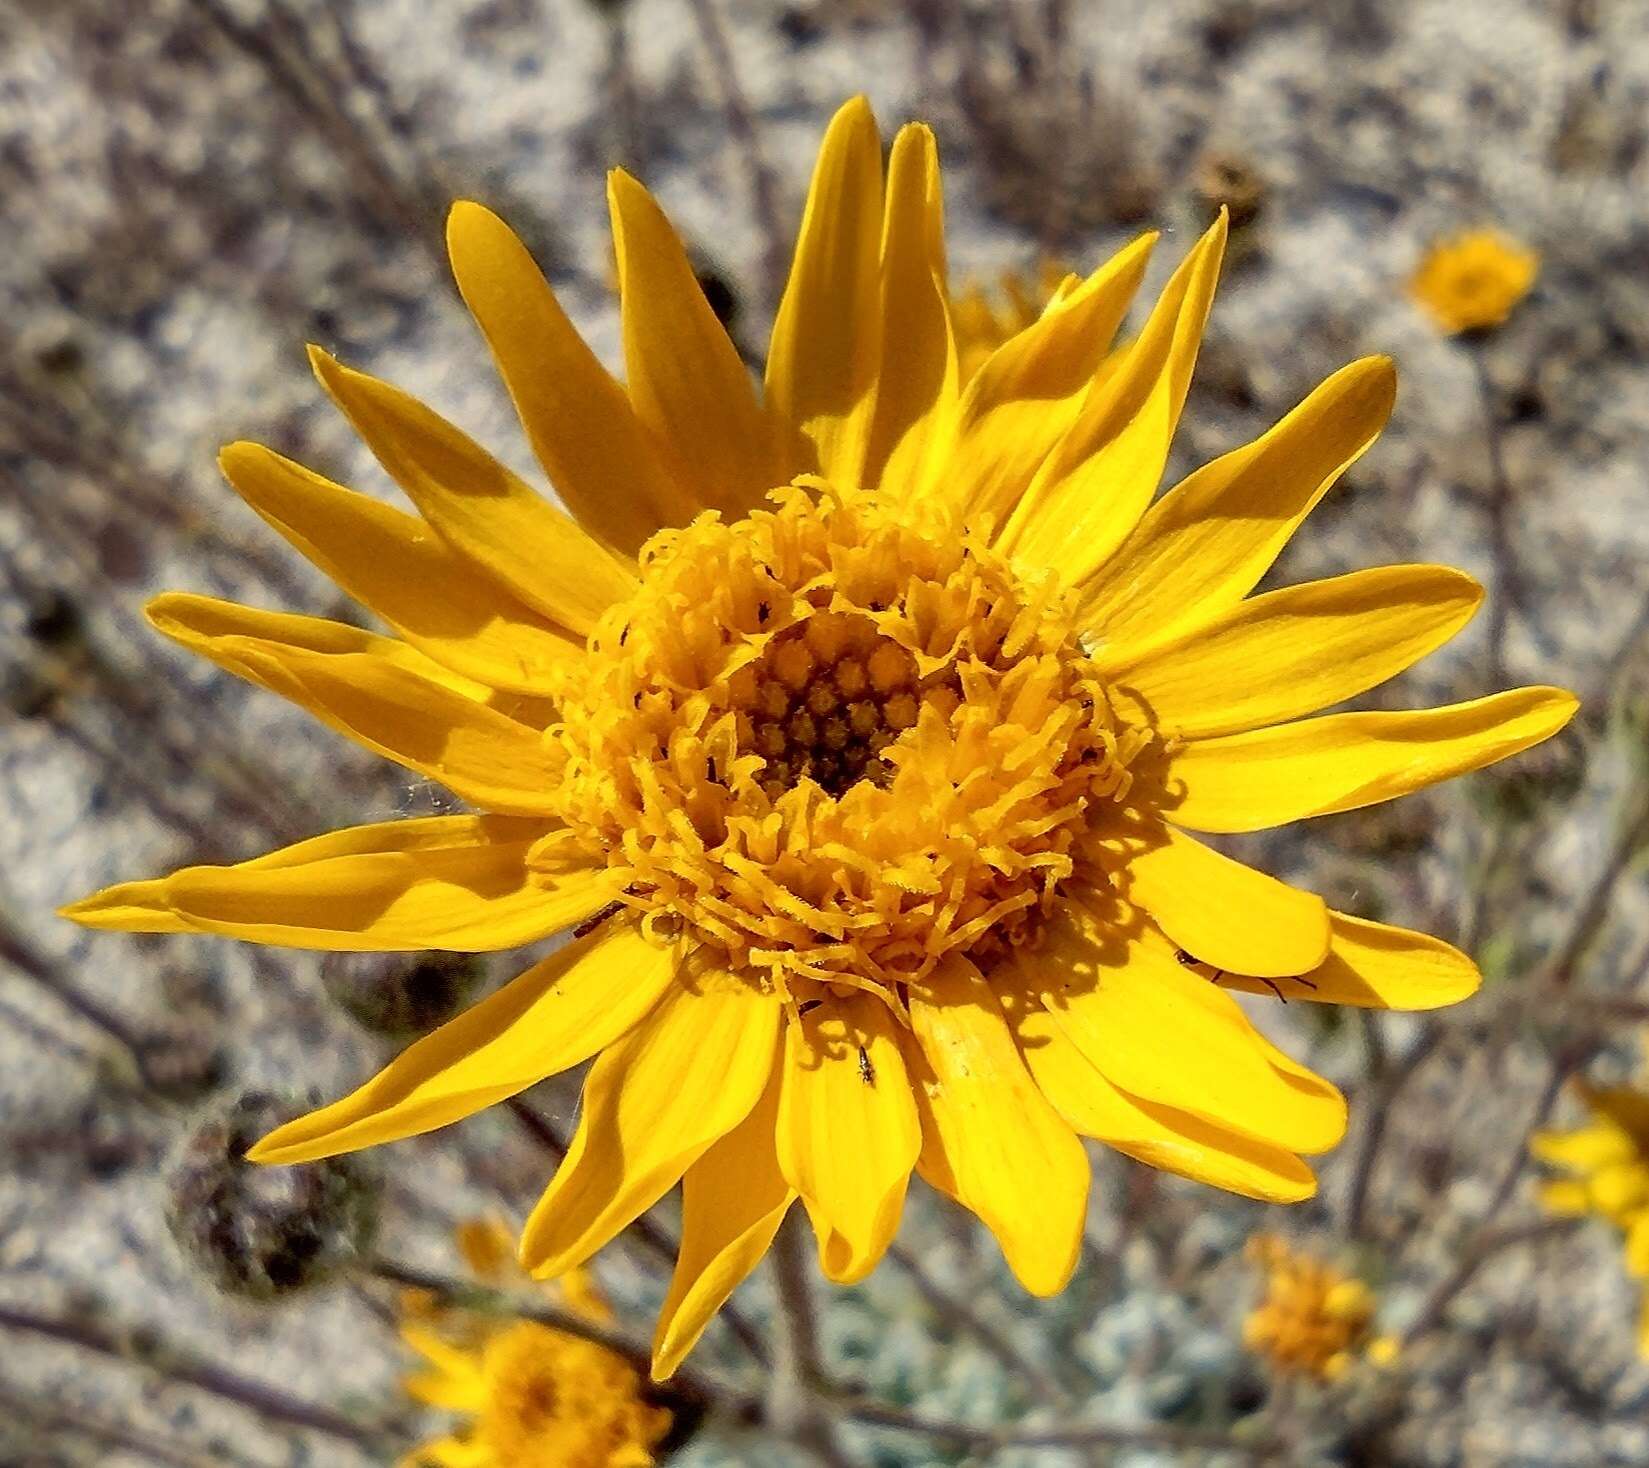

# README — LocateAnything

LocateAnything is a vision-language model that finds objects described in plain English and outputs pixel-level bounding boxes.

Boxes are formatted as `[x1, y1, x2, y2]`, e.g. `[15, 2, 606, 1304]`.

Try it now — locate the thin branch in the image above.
[0, 1302, 389, 1448]
[365, 1255, 760, 1423]
[1400, 1217, 1580, 1346]
[1343, 1022, 1443, 1240]
[768, 1211, 854, 1468]
[840, 1396, 1284, 1458]
[1472, 351, 1519, 688]
[684, 0, 789, 312]
[885, 1238, 1071, 1408]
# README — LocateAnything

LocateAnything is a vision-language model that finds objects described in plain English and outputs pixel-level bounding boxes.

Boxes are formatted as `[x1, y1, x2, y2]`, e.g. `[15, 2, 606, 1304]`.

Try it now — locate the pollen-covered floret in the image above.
[545, 481, 1151, 1008]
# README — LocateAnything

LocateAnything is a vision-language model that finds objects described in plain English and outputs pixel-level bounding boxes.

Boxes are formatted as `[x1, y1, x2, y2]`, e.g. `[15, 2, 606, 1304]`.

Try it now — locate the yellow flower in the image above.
[1533, 1068, 1649, 1355]
[952, 259, 1073, 384]
[1242, 1234, 1376, 1382]
[400, 1229, 669, 1467]
[63, 98, 1576, 1379]
[1409, 229, 1539, 334]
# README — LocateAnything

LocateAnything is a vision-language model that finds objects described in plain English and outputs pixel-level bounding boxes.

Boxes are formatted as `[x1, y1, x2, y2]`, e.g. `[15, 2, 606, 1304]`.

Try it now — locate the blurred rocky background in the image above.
[3, 0, 1649, 1463]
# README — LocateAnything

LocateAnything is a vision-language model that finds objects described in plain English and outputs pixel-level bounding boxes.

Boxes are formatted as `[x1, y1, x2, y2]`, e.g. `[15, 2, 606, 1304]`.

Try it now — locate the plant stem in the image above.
[0, 1302, 388, 1448]
[768, 1210, 855, 1468]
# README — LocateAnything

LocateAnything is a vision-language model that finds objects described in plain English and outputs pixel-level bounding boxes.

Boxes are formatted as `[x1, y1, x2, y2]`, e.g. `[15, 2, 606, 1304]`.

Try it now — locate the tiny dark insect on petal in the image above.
[572, 899, 625, 939]
[857, 1045, 876, 1087]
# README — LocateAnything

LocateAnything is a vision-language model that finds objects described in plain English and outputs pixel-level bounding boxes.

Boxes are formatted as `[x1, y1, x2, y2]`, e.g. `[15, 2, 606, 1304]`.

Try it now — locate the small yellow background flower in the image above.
[1243, 1234, 1376, 1382]
[1533, 1064, 1649, 1356]
[1410, 229, 1539, 334]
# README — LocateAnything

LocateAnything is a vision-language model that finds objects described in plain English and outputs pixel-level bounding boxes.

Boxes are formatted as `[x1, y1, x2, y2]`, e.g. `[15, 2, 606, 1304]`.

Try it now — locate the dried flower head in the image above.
[1410, 229, 1539, 335]
[1243, 1234, 1376, 1382]
[166, 1091, 381, 1300]
[66, 97, 1575, 1378]
[402, 1219, 670, 1468]
[1533, 1070, 1649, 1355]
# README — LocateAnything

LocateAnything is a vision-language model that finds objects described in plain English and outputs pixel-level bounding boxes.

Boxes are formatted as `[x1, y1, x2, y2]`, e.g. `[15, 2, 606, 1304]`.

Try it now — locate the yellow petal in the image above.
[1025, 912, 1346, 1155]
[147, 592, 493, 703]
[399, 1326, 487, 1410]
[1590, 1160, 1649, 1219]
[776, 994, 919, 1285]
[1627, 1213, 1649, 1278]
[907, 955, 1089, 1297]
[247, 920, 674, 1164]
[652, 1063, 793, 1380]
[1102, 819, 1330, 977]
[1079, 356, 1396, 640]
[1164, 687, 1581, 834]
[519, 969, 781, 1279]
[445, 200, 694, 552]
[936, 232, 1157, 527]
[764, 96, 884, 484]
[997, 214, 1227, 580]
[217, 442, 580, 695]
[1530, 1120, 1635, 1174]
[1534, 1178, 1593, 1215]
[309, 349, 636, 632]
[59, 879, 195, 933]
[402, 1434, 488, 1468]
[861, 122, 958, 498]
[1009, 992, 1316, 1202]
[1217, 910, 1480, 1010]
[175, 629, 562, 816]
[1098, 565, 1483, 738]
[608, 169, 777, 518]
[65, 815, 605, 953]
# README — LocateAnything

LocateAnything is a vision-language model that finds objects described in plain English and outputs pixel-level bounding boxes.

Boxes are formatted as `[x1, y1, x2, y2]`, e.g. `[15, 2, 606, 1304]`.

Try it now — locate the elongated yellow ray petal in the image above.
[1098, 565, 1482, 738]
[908, 955, 1088, 1297]
[1166, 686, 1580, 833]
[218, 442, 580, 695]
[1079, 356, 1396, 640]
[936, 232, 1157, 526]
[309, 349, 636, 632]
[148, 592, 492, 701]
[248, 921, 674, 1164]
[167, 627, 562, 816]
[1215, 910, 1481, 1009]
[63, 815, 596, 953]
[651, 1064, 792, 1381]
[777, 994, 919, 1285]
[519, 969, 781, 1279]
[765, 96, 885, 484]
[446, 201, 696, 552]
[1101, 820, 1330, 977]
[999, 213, 1227, 580]
[861, 122, 957, 498]
[1026, 916, 1346, 1155]
[608, 168, 778, 518]
[1008, 992, 1317, 1202]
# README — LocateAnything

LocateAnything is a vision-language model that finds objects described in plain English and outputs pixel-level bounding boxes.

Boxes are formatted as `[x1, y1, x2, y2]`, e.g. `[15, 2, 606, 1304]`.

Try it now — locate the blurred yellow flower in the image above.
[401, 1219, 671, 1468]
[1243, 1234, 1376, 1382]
[952, 259, 1073, 383]
[1410, 229, 1539, 334]
[65, 97, 1575, 1378]
[1533, 1072, 1649, 1355]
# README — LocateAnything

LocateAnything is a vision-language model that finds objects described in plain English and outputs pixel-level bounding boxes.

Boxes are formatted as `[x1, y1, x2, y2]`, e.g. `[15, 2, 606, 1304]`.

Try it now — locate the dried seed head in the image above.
[166, 1091, 381, 1300]
[321, 951, 487, 1040]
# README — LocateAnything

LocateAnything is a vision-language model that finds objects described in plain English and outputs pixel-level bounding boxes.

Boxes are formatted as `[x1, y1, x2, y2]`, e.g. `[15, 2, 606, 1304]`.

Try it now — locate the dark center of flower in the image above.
[728, 613, 960, 799]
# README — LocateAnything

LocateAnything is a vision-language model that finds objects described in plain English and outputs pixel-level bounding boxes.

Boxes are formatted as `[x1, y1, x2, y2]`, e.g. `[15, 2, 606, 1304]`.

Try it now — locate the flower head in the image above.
[1242, 1234, 1376, 1382]
[1533, 1063, 1649, 1355]
[1410, 229, 1539, 335]
[401, 1219, 670, 1468]
[64, 97, 1577, 1378]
